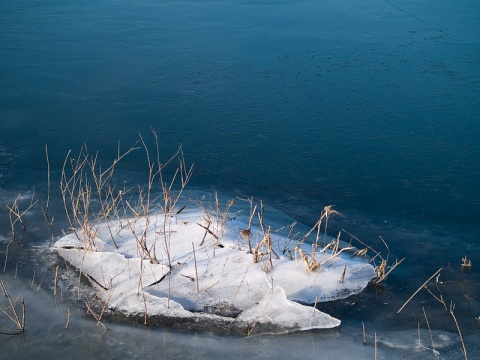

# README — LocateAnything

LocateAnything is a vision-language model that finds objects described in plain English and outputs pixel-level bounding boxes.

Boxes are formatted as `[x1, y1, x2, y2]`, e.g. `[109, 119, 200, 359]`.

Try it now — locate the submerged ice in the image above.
[54, 192, 375, 334]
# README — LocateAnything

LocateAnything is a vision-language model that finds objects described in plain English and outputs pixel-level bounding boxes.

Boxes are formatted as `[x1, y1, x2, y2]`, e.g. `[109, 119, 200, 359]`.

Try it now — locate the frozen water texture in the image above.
[54, 193, 376, 334]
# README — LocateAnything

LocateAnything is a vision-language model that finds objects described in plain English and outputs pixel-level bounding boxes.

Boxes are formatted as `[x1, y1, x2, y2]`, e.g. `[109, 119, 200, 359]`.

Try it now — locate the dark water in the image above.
[1, 0, 479, 359]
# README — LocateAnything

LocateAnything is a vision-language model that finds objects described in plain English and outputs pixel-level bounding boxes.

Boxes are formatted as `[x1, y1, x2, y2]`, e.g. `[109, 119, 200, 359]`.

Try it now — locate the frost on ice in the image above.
[54, 192, 375, 335]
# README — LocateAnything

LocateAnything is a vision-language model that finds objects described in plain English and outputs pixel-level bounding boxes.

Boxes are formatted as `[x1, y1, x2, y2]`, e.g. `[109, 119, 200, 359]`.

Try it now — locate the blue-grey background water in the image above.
[1, 0, 479, 359]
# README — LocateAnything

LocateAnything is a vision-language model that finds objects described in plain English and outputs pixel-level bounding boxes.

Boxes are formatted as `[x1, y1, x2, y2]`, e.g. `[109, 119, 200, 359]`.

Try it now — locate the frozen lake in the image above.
[1, 0, 479, 358]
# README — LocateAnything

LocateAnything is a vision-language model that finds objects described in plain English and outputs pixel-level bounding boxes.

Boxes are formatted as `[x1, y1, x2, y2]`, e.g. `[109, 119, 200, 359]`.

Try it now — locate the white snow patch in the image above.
[235, 286, 341, 334]
[54, 194, 375, 334]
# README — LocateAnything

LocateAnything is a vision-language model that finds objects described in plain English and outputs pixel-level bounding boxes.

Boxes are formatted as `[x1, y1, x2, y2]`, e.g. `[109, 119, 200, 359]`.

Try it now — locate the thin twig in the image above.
[54, 265, 59, 297]
[312, 296, 318, 315]
[45, 144, 51, 217]
[450, 302, 468, 360]
[397, 268, 443, 313]
[65, 307, 71, 329]
[0, 281, 25, 333]
[339, 265, 346, 283]
[84, 300, 108, 331]
[362, 321, 366, 345]
[192, 242, 199, 293]
[423, 307, 437, 355]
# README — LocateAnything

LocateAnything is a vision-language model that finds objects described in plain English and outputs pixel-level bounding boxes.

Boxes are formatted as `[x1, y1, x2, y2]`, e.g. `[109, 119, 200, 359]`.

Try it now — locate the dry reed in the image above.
[0, 280, 25, 335]
[397, 268, 443, 314]
[461, 256, 472, 270]
[397, 268, 469, 360]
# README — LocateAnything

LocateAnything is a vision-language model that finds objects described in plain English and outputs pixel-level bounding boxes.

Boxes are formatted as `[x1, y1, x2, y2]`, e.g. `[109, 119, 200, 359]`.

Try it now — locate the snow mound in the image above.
[54, 193, 375, 334]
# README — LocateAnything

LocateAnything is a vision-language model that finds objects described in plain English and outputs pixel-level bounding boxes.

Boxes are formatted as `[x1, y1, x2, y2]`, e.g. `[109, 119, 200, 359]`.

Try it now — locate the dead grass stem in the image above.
[192, 242, 199, 292]
[84, 300, 108, 331]
[422, 307, 438, 356]
[449, 302, 468, 360]
[0, 280, 25, 335]
[238, 196, 257, 253]
[397, 268, 443, 314]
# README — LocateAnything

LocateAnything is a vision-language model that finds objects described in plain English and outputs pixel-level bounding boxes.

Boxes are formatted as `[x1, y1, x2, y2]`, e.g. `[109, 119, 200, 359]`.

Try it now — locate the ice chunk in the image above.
[54, 194, 376, 334]
[234, 286, 341, 334]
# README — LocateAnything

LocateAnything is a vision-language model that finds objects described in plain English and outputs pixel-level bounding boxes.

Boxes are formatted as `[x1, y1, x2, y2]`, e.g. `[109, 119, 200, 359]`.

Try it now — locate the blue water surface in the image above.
[1, 0, 479, 359]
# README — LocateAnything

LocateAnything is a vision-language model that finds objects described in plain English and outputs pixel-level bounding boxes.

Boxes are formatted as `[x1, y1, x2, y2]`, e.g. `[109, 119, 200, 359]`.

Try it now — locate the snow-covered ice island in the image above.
[54, 189, 376, 335]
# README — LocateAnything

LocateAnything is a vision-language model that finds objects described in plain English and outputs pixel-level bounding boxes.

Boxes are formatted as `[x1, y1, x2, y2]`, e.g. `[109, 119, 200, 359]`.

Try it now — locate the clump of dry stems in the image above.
[196, 192, 235, 251]
[342, 230, 405, 285]
[398, 268, 469, 360]
[3, 192, 37, 273]
[0, 281, 25, 335]
[60, 129, 193, 268]
[239, 196, 257, 253]
[461, 256, 472, 270]
[251, 201, 280, 271]
[59, 129, 193, 323]
[236, 202, 365, 274]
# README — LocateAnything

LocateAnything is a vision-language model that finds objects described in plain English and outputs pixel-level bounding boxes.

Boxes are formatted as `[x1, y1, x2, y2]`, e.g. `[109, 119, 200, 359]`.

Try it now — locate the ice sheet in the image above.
[54, 194, 375, 334]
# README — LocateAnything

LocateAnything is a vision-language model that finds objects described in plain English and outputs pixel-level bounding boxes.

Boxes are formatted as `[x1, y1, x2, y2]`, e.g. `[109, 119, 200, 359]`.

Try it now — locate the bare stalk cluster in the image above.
[60, 141, 138, 250]
[239, 196, 257, 253]
[3, 192, 37, 272]
[0, 281, 25, 335]
[58, 131, 193, 325]
[252, 201, 280, 271]
[60, 129, 193, 268]
[196, 192, 235, 253]
[342, 230, 405, 285]
[398, 268, 469, 360]
[237, 201, 355, 274]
